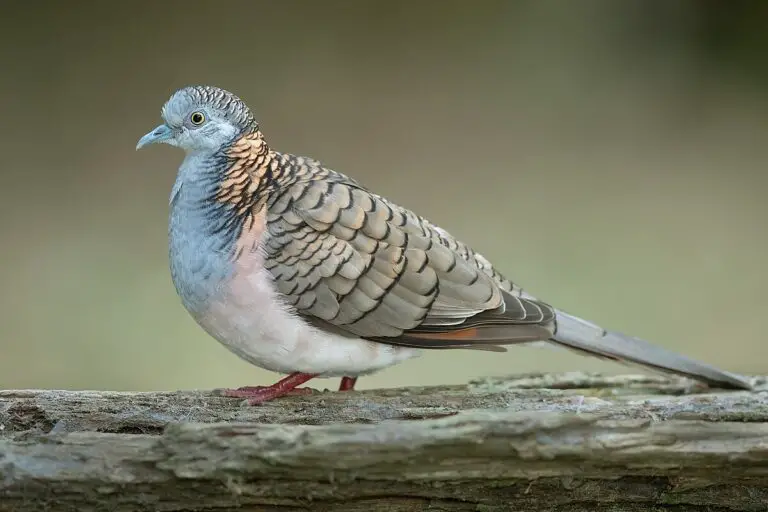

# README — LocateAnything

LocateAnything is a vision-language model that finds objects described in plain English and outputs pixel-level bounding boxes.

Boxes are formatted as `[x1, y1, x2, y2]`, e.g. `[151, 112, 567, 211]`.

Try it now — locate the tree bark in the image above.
[1, 372, 766, 511]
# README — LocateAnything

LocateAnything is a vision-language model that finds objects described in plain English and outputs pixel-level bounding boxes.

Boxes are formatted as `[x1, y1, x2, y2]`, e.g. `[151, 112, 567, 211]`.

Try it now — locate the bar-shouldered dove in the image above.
[136, 85, 752, 404]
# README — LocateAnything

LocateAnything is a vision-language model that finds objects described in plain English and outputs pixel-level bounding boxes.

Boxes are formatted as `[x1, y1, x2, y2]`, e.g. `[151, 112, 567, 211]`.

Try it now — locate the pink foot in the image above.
[338, 376, 358, 391]
[221, 386, 315, 398]
[220, 372, 318, 405]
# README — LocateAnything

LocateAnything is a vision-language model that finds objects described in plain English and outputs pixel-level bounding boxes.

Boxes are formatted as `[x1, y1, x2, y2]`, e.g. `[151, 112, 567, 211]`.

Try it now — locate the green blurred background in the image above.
[1, 1, 766, 392]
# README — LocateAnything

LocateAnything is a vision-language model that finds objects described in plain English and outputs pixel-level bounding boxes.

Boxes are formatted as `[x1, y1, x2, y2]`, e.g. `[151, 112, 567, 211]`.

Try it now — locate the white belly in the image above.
[191, 265, 421, 377]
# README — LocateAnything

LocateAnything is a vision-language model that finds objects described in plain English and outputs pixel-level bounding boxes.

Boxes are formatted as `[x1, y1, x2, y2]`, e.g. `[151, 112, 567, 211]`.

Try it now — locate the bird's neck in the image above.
[173, 129, 272, 216]
[168, 129, 283, 310]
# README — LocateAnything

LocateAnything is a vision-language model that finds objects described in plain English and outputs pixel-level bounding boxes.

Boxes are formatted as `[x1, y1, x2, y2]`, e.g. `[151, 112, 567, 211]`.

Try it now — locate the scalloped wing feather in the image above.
[263, 174, 556, 348]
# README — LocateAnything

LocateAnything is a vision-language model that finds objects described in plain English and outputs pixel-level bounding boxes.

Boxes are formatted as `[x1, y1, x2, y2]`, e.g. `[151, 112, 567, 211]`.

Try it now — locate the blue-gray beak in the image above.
[136, 124, 173, 150]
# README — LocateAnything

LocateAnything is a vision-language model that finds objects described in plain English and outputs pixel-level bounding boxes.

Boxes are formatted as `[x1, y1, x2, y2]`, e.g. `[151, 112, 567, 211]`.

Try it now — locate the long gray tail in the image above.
[550, 310, 752, 390]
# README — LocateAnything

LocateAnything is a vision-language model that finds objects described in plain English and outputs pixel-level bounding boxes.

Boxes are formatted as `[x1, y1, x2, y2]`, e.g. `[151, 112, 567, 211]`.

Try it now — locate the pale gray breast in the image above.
[168, 162, 240, 314]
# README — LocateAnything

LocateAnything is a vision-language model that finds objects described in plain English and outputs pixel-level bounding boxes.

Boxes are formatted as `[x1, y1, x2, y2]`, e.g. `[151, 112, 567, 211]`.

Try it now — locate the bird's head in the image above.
[136, 85, 258, 154]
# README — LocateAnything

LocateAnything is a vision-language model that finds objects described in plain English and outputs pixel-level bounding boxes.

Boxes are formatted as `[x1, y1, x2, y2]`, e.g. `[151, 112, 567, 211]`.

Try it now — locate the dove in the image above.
[136, 85, 752, 404]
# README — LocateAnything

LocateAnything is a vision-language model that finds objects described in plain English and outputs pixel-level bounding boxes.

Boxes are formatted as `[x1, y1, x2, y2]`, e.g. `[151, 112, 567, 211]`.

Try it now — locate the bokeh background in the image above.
[1, 1, 766, 392]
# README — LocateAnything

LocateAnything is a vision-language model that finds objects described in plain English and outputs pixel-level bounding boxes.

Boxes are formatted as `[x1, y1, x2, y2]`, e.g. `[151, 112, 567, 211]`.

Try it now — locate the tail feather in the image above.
[551, 311, 753, 390]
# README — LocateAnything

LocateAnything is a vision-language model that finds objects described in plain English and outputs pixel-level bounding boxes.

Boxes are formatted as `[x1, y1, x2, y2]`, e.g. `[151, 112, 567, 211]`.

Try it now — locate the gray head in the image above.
[136, 85, 258, 154]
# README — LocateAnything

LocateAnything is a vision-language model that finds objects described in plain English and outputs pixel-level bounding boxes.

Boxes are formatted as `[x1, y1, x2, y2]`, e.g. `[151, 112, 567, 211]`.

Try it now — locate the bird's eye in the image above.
[190, 111, 206, 126]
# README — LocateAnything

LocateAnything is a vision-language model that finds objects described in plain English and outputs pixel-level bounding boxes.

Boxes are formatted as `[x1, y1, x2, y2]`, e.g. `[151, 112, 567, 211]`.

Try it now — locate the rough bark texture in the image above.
[1, 372, 767, 511]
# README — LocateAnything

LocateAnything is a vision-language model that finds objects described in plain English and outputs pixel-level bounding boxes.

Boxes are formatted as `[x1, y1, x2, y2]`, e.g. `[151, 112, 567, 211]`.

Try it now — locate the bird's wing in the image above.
[263, 175, 555, 349]
[259, 160, 753, 390]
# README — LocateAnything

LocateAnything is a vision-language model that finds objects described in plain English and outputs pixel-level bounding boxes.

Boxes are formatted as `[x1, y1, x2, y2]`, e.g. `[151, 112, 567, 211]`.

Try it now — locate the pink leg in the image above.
[221, 372, 318, 405]
[339, 376, 358, 391]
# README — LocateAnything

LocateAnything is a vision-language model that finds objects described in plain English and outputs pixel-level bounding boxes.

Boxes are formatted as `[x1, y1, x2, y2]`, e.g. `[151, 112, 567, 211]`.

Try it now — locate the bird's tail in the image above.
[549, 310, 753, 390]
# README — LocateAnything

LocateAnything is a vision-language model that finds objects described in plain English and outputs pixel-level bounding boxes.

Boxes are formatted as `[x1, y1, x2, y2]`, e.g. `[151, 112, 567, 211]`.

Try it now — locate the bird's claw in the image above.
[219, 385, 317, 404]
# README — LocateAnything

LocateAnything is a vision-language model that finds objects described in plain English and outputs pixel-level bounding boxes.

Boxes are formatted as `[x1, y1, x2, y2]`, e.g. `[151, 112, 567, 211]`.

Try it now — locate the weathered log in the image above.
[1, 372, 766, 511]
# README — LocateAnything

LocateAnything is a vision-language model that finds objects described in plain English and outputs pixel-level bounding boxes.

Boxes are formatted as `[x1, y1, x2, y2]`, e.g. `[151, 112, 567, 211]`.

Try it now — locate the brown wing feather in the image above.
[263, 156, 554, 348]
[369, 289, 556, 349]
